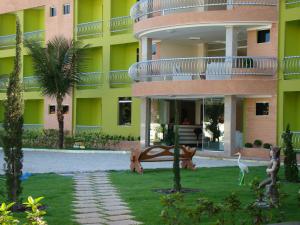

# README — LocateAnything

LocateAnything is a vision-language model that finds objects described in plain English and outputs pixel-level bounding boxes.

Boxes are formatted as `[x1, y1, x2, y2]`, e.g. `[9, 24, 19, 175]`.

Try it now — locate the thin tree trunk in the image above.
[57, 96, 64, 149]
[173, 100, 181, 192]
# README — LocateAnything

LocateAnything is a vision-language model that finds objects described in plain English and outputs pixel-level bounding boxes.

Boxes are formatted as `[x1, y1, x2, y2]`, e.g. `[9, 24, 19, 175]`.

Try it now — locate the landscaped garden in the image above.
[110, 167, 300, 225]
[0, 174, 74, 224]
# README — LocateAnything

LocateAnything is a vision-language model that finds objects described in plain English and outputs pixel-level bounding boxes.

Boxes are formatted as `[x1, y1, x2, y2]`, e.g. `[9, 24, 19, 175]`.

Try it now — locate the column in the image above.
[224, 95, 237, 156]
[141, 37, 152, 61]
[140, 98, 151, 148]
[225, 26, 238, 57]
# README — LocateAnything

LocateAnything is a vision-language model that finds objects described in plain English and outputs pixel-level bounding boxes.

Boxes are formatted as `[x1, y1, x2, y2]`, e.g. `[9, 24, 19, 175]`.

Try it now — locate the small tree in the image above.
[26, 37, 87, 148]
[281, 125, 299, 182]
[2, 18, 24, 209]
[173, 100, 181, 192]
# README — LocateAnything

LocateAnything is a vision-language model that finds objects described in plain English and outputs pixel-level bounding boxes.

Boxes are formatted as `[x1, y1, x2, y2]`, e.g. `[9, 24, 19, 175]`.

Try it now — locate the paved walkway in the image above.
[0, 149, 268, 174]
[73, 172, 141, 225]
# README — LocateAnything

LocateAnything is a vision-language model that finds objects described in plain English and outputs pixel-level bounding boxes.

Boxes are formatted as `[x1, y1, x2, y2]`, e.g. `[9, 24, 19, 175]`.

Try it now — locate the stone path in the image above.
[73, 172, 142, 225]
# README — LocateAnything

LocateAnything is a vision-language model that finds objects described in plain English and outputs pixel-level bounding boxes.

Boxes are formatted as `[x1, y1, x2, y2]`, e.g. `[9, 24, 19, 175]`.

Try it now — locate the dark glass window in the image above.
[257, 30, 270, 43]
[63, 105, 69, 114]
[136, 48, 139, 62]
[50, 7, 57, 17]
[256, 103, 269, 116]
[118, 97, 132, 126]
[152, 43, 157, 55]
[49, 105, 56, 114]
[63, 4, 70, 15]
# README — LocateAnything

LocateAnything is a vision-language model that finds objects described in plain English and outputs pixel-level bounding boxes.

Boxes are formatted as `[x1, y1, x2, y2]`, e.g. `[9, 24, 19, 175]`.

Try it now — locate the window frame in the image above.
[118, 97, 132, 126]
[49, 105, 56, 114]
[63, 3, 71, 15]
[50, 6, 57, 17]
[257, 29, 270, 44]
[255, 102, 269, 116]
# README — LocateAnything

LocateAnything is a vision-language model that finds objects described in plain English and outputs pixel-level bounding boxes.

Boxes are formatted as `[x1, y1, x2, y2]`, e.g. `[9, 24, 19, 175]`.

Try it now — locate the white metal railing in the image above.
[0, 76, 9, 92]
[0, 34, 16, 49]
[283, 56, 300, 78]
[24, 30, 45, 43]
[77, 72, 103, 88]
[23, 76, 40, 91]
[129, 56, 277, 82]
[109, 70, 132, 86]
[130, 0, 277, 21]
[76, 125, 102, 133]
[77, 21, 103, 38]
[109, 16, 133, 33]
[23, 124, 44, 130]
[286, 0, 300, 6]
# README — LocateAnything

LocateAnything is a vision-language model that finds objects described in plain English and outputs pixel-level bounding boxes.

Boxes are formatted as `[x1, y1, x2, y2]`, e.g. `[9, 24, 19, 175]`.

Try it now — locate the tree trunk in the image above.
[173, 100, 181, 192]
[57, 96, 64, 149]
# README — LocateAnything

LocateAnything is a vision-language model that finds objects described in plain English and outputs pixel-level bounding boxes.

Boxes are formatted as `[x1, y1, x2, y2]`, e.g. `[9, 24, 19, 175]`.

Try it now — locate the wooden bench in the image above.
[130, 145, 196, 174]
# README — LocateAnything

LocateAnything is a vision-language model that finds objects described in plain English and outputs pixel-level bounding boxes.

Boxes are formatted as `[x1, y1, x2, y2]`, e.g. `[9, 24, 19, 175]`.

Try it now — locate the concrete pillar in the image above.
[224, 95, 237, 156]
[140, 98, 151, 148]
[195, 100, 202, 125]
[225, 26, 238, 57]
[141, 37, 152, 61]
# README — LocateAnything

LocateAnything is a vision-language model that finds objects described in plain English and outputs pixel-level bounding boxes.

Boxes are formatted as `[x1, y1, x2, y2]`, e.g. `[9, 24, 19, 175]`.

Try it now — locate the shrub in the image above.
[282, 125, 299, 182]
[245, 143, 253, 148]
[253, 139, 263, 147]
[263, 143, 272, 149]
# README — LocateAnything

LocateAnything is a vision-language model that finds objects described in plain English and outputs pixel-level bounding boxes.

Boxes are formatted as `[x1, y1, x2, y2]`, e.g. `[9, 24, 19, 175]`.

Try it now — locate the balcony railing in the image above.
[130, 0, 277, 21]
[291, 131, 300, 151]
[0, 34, 16, 49]
[286, 0, 300, 6]
[129, 56, 277, 82]
[24, 124, 44, 130]
[77, 72, 103, 88]
[0, 76, 9, 92]
[77, 21, 103, 38]
[24, 30, 45, 43]
[76, 125, 102, 133]
[283, 56, 300, 79]
[109, 70, 132, 86]
[23, 76, 40, 91]
[109, 16, 133, 33]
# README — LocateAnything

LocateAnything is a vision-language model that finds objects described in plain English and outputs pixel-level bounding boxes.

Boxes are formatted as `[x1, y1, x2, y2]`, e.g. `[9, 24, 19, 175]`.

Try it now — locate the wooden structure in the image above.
[130, 145, 196, 174]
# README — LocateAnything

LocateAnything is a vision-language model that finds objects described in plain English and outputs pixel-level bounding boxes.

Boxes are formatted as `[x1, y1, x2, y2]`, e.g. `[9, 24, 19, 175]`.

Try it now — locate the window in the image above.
[63, 105, 69, 114]
[118, 97, 132, 126]
[152, 43, 157, 55]
[49, 105, 56, 114]
[63, 4, 70, 15]
[50, 7, 57, 17]
[256, 103, 269, 116]
[257, 29, 270, 43]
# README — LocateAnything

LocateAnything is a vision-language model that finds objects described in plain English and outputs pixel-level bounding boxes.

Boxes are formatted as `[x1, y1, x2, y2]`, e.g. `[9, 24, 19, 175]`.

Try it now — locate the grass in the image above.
[110, 167, 300, 225]
[0, 173, 75, 225]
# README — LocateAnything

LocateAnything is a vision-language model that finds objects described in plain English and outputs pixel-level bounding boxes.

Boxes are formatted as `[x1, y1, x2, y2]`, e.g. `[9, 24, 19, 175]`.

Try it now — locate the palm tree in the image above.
[25, 36, 87, 149]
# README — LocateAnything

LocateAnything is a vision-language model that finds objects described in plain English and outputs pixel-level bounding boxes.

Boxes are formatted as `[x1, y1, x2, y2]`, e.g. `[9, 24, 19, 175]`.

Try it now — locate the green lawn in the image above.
[110, 167, 300, 225]
[0, 174, 75, 225]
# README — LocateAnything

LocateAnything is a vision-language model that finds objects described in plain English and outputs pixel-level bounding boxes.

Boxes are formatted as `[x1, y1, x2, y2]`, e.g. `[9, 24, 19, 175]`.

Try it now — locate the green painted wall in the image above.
[111, 0, 136, 17]
[283, 92, 300, 131]
[110, 43, 138, 70]
[24, 9, 45, 32]
[0, 14, 16, 35]
[24, 100, 44, 124]
[76, 98, 102, 125]
[83, 47, 103, 72]
[0, 57, 14, 75]
[23, 55, 34, 76]
[78, 0, 103, 23]
[285, 20, 300, 56]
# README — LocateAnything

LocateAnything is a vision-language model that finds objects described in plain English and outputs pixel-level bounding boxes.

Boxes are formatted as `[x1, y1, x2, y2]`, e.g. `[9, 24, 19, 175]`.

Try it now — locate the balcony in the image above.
[24, 30, 45, 43]
[109, 70, 132, 87]
[283, 56, 300, 79]
[286, 0, 300, 7]
[76, 21, 103, 38]
[0, 76, 9, 92]
[23, 76, 40, 91]
[77, 72, 103, 88]
[0, 34, 16, 49]
[109, 16, 133, 34]
[129, 56, 277, 82]
[130, 0, 277, 21]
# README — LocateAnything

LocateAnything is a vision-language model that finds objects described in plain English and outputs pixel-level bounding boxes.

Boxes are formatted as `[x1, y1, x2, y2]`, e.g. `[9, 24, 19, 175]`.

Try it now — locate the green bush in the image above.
[253, 139, 263, 147]
[245, 143, 253, 148]
[263, 143, 272, 149]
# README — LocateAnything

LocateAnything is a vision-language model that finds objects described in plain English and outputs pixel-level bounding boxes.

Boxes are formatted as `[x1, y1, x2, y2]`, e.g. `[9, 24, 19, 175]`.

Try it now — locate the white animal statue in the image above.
[235, 152, 249, 186]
